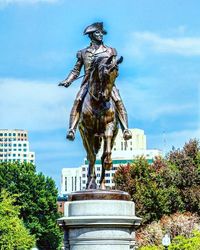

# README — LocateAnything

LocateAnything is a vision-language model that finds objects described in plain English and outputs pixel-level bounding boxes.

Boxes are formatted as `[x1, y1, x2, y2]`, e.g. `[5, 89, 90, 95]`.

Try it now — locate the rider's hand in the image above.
[58, 80, 71, 88]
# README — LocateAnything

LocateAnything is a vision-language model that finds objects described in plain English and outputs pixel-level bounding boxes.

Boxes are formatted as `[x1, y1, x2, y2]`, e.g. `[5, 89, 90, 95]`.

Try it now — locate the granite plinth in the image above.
[58, 190, 141, 250]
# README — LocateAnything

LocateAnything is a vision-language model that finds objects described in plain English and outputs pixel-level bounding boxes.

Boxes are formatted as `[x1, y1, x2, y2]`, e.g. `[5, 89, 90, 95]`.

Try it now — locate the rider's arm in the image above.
[61, 51, 83, 87]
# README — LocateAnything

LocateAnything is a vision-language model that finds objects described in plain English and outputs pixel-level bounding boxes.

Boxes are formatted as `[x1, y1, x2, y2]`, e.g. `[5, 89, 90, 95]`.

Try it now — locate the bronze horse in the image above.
[79, 55, 123, 189]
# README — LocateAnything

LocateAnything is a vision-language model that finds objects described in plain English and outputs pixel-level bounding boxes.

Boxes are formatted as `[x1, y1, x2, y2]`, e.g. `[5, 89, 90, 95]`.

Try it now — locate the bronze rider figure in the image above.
[59, 22, 132, 141]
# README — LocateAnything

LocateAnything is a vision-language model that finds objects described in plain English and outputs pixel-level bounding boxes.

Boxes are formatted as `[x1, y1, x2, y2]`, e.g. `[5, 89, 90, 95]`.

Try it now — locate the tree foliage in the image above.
[0, 162, 62, 250]
[169, 230, 200, 250]
[137, 212, 199, 248]
[0, 189, 35, 249]
[114, 139, 200, 224]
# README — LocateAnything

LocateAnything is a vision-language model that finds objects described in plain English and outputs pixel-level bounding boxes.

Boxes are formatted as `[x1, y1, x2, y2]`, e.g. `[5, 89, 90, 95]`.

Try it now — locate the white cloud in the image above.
[148, 128, 200, 154]
[0, 0, 59, 8]
[124, 31, 200, 58]
[0, 78, 79, 131]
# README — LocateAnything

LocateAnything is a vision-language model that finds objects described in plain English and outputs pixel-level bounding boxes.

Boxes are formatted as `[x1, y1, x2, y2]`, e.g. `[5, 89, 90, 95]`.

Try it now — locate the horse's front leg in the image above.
[86, 156, 97, 190]
[79, 125, 97, 189]
[103, 123, 113, 171]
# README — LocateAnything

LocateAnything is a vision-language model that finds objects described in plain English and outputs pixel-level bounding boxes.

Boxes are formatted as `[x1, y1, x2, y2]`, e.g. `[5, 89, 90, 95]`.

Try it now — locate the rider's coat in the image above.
[65, 43, 121, 102]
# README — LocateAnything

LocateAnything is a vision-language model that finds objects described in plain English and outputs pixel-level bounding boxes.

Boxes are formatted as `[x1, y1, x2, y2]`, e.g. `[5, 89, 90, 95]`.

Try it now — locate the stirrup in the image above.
[66, 129, 75, 141]
[123, 129, 132, 140]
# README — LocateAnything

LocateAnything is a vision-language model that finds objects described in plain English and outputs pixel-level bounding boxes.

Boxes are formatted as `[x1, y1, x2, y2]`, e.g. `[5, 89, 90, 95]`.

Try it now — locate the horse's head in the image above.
[89, 55, 123, 102]
[98, 55, 123, 102]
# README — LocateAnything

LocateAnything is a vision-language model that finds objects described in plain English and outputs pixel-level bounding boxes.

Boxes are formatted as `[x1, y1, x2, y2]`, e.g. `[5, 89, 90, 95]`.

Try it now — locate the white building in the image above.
[61, 128, 162, 193]
[61, 167, 82, 195]
[0, 129, 35, 164]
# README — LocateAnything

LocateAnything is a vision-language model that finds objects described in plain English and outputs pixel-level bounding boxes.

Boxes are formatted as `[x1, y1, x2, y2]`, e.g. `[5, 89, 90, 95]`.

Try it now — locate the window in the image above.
[13, 133, 16, 136]
[105, 180, 110, 183]
[4, 133, 7, 136]
[82, 167, 86, 171]
[75, 176, 77, 191]
[97, 167, 100, 171]
[65, 177, 67, 191]
[82, 174, 86, 177]
[105, 173, 110, 177]
[124, 141, 127, 150]
[121, 142, 123, 150]
[23, 144, 27, 147]
[18, 144, 21, 147]
[9, 133, 11, 136]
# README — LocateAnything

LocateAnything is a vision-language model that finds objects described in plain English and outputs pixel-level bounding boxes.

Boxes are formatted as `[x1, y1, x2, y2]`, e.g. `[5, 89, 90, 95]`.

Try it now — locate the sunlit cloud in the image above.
[124, 31, 200, 58]
[0, 78, 78, 131]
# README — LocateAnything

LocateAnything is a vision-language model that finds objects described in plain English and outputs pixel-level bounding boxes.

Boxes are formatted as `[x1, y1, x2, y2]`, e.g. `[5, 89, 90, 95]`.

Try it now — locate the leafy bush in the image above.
[137, 212, 199, 247]
[0, 189, 35, 249]
[169, 230, 200, 250]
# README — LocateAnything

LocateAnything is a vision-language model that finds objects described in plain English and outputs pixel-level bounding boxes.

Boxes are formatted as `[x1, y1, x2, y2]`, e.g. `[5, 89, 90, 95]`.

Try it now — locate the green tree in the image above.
[0, 189, 35, 250]
[0, 162, 62, 250]
[114, 139, 200, 224]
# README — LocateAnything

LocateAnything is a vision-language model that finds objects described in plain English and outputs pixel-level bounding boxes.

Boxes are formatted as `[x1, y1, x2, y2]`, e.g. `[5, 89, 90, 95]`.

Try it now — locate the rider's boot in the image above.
[115, 100, 132, 140]
[66, 100, 81, 141]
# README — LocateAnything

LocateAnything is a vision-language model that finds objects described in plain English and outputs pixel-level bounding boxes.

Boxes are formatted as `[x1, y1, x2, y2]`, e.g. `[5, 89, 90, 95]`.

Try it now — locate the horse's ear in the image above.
[117, 56, 123, 64]
[106, 55, 114, 65]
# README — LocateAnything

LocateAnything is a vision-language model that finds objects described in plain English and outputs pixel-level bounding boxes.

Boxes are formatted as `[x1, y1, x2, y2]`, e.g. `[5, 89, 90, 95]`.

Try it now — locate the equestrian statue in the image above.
[59, 22, 132, 189]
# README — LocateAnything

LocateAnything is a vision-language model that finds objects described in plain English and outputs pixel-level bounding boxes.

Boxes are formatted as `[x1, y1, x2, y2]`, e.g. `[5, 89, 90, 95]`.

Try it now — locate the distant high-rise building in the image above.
[0, 129, 35, 164]
[61, 128, 162, 194]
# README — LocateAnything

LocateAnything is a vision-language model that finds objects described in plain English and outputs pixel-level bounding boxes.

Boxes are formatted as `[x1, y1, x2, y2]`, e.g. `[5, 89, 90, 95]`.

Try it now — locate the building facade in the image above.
[61, 128, 162, 194]
[61, 167, 82, 195]
[0, 129, 35, 164]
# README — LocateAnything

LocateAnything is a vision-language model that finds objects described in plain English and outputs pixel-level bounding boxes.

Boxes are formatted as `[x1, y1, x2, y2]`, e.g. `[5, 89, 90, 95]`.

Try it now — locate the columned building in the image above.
[61, 168, 82, 195]
[61, 128, 162, 194]
[0, 129, 35, 164]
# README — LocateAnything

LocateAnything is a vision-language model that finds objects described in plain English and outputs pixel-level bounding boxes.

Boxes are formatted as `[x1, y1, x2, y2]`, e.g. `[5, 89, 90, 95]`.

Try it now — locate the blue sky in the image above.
[0, 0, 199, 190]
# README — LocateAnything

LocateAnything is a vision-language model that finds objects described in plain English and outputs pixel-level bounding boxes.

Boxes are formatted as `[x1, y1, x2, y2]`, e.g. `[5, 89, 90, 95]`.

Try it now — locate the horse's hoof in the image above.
[66, 129, 75, 141]
[123, 129, 132, 140]
[87, 178, 97, 189]
[99, 182, 106, 190]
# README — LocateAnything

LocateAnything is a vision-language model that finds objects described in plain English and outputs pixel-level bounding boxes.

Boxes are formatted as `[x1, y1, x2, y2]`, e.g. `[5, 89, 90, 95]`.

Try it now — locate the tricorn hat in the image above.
[83, 22, 107, 35]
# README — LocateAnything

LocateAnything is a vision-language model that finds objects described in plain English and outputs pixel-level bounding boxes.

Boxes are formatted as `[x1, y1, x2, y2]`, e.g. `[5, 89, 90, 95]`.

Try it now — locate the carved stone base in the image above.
[57, 190, 141, 250]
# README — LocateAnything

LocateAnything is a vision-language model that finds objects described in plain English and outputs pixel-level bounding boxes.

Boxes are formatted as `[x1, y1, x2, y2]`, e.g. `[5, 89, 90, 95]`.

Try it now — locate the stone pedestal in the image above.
[57, 190, 141, 250]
